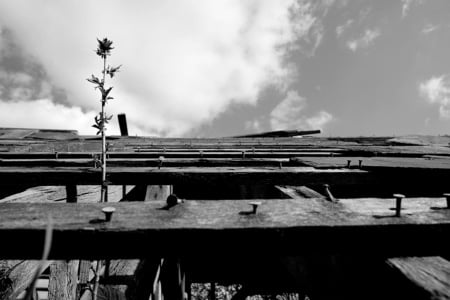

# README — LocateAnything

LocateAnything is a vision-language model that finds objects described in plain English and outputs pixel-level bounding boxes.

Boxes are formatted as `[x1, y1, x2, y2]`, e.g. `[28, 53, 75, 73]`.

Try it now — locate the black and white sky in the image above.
[1, 0, 450, 137]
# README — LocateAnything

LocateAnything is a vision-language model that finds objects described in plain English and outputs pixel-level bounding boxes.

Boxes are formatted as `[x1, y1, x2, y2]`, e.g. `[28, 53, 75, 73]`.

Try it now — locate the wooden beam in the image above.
[0, 158, 304, 168]
[117, 114, 129, 136]
[292, 156, 450, 170]
[0, 198, 449, 259]
[0, 151, 342, 160]
[0, 166, 384, 186]
[65, 185, 77, 203]
[1, 166, 449, 192]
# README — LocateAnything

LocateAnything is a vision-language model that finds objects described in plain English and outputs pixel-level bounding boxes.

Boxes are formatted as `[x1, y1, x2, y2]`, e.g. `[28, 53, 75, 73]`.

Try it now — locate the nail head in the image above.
[102, 206, 116, 221]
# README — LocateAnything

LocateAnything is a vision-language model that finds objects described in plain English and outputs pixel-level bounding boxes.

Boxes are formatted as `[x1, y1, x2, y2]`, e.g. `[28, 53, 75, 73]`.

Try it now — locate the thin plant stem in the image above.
[24, 215, 53, 300]
[101, 56, 107, 203]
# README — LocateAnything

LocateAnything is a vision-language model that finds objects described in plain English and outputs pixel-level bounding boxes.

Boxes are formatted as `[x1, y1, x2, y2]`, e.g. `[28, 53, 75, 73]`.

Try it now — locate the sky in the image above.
[0, 0, 450, 137]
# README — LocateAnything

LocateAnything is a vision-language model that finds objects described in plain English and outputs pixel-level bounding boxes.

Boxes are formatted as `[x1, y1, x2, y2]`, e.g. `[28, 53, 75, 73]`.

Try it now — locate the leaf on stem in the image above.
[107, 65, 122, 78]
[87, 75, 103, 87]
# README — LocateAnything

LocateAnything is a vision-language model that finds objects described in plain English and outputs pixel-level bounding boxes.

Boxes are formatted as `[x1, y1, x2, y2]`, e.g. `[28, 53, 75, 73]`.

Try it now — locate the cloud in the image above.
[336, 19, 354, 37]
[270, 90, 333, 131]
[347, 28, 381, 52]
[0, 99, 100, 133]
[401, 0, 424, 18]
[421, 23, 439, 34]
[0, 0, 322, 137]
[245, 119, 263, 132]
[419, 75, 450, 118]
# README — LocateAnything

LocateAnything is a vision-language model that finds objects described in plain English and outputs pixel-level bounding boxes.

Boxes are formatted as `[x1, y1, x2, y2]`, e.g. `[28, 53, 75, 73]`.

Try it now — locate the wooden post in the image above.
[105, 184, 172, 299]
[48, 261, 78, 300]
[65, 185, 77, 203]
[118, 113, 128, 201]
[160, 258, 185, 300]
[118, 113, 128, 136]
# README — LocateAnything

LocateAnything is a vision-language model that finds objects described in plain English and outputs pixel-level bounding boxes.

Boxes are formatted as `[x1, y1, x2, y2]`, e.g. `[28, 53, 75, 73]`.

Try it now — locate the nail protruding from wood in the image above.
[347, 160, 351, 168]
[443, 193, 450, 208]
[242, 151, 246, 159]
[102, 207, 116, 222]
[166, 194, 184, 207]
[393, 194, 405, 217]
[158, 156, 164, 169]
[323, 184, 337, 202]
[359, 160, 362, 168]
[249, 201, 262, 214]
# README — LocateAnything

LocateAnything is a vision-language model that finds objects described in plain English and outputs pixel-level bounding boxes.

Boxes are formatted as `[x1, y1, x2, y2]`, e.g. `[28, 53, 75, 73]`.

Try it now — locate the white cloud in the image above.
[421, 23, 439, 34]
[0, 99, 101, 133]
[347, 28, 381, 52]
[401, 0, 424, 18]
[245, 119, 262, 132]
[336, 19, 354, 37]
[419, 75, 450, 118]
[0, 0, 320, 137]
[270, 90, 333, 131]
[304, 111, 333, 129]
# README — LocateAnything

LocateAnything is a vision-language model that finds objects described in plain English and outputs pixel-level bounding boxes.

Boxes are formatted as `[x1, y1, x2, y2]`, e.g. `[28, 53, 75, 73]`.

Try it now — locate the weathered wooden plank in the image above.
[0, 198, 449, 259]
[0, 158, 294, 168]
[0, 166, 375, 186]
[231, 129, 321, 138]
[386, 257, 450, 300]
[0, 151, 340, 160]
[276, 185, 326, 199]
[0, 260, 51, 299]
[49, 261, 77, 300]
[0, 185, 125, 203]
[292, 156, 450, 169]
[3, 136, 450, 156]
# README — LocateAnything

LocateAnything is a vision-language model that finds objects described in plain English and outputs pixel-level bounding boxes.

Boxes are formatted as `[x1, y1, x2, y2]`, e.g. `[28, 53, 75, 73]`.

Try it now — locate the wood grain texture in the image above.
[387, 257, 450, 300]
[0, 166, 373, 186]
[0, 199, 449, 259]
[49, 261, 78, 300]
[292, 156, 450, 169]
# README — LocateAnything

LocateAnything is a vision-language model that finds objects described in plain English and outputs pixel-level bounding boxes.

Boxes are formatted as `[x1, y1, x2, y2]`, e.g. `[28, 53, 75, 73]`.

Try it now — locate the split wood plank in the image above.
[0, 198, 449, 259]
[386, 256, 450, 300]
[49, 261, 78, 300]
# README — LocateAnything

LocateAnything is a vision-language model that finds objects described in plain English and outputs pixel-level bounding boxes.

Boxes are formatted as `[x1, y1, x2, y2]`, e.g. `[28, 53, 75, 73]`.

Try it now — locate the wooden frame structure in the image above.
[1, 130, 450, 299]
